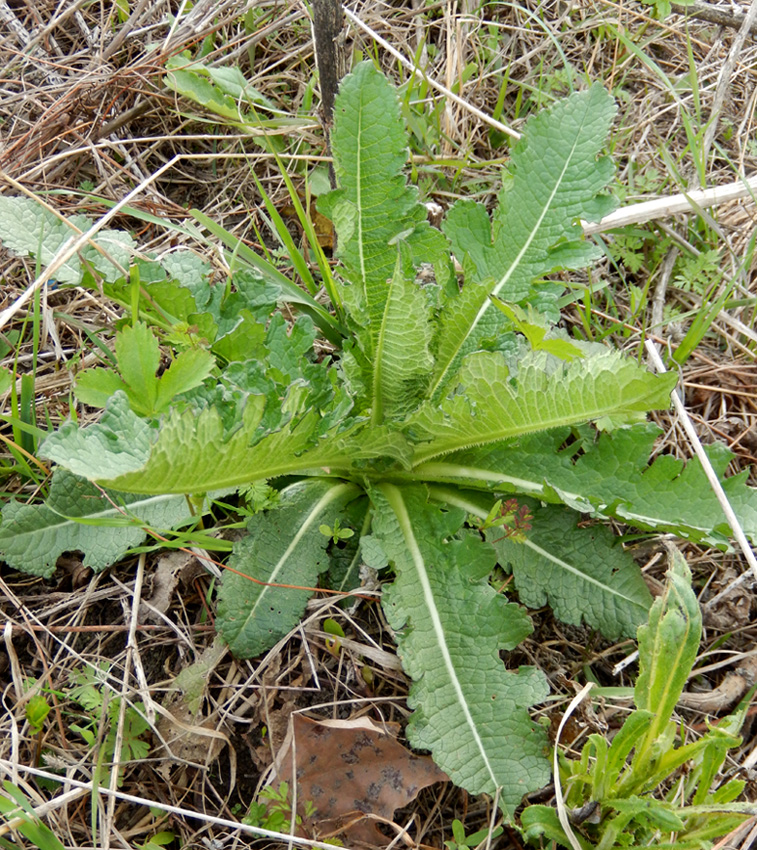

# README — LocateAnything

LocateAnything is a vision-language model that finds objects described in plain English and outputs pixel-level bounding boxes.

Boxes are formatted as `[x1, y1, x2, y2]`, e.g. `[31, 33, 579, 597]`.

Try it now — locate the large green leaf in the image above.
[373, 485, 551, 814]
[43, 398, 341, 494]
[491, 504, 652, 639]
[0, 468, 190, 577]
[407, 350, 676, 464]
[414, 424, 757, 547]
[318, 62, 448, 378]
[431, 83, 616, 397]
[216, 480, 361, 657]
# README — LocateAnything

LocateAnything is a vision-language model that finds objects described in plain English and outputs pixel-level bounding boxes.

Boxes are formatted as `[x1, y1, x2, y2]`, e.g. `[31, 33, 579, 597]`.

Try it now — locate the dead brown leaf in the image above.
[274, 715, 448, 847]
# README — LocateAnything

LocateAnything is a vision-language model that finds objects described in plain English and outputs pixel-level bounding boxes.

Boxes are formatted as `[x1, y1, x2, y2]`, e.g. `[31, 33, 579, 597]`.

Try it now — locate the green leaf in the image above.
[0, 366, 11, 395]
[25, 695, 51, 731]
[520, 805, 593, 850]
[217, 479, 360, 657]
[165, 55, 278, 123]
[598, 710, 655, 796]
[407, 350, 676, 464]
[94, 404, 361, 493]
[0, 197, 134, 284]
[605, 797, 685, 831]
[421, 423, 757, 547]
[105, 700, 150, 784]
[633, 546, 701, 745]
[113, 322, 161, 414]
[40, 394, 155, 482]
[372, 250, 434, 421]
[491, 504, 652, 639]
[373, 485, 551, 814]
[160, 249, 213, 289]
[45, 365, 414, 491]
[431, 84, 617, 396]
[154, 348, 216, 412]
[189, 210, 343, 343]
[319, 62, 448, 369]
[0, 468, 190, 577]
[74, 369, 129, 408]
[0, 784, 67, 850]
[77, 322, 216, 417]
[490, 299, 583, 361]
[561, 426, 757, 547]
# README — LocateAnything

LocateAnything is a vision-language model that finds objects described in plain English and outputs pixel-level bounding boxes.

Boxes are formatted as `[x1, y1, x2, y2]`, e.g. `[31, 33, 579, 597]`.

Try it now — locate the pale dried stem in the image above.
[699, 0, 757, 185]
[553, 681, 595, 850]
[583, 174, 757, 234]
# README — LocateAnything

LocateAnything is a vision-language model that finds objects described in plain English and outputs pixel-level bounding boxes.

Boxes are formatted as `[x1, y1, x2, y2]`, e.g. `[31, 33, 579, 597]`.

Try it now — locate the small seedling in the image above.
[318, 519, 354, 544]
[67, 664, 150, 787]
[24, 695, 51, 734]
[243, 782, 317, 834]
[477, 499, 533, 543]
[134, 832, 175, 850]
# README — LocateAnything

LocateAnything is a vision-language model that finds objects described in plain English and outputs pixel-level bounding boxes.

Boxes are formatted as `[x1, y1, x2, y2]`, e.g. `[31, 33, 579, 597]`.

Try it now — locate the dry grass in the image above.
[1, 0, 756, 848]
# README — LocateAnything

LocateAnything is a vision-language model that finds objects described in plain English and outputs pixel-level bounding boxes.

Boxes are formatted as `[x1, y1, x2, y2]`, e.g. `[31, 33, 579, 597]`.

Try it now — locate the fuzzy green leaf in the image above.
[44, 398, 319, 493]
[407, 351, 676, 464]
[41, 394, 155, 482]
[520, 806, 593, 850]
[491, 504, 652, 639]
[431, 84, 616, 396]
[0, 468, 190, 577]
[43, 380, 414, 494]
[373, 485, 551, 813]
[0, 197, 134, 284]
[217, 480, 361, 657]
[318, 62, 448, 372]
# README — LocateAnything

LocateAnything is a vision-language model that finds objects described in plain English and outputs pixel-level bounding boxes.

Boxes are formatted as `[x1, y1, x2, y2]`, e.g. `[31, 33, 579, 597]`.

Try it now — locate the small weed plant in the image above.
[1, 63, 756, 835]
[524, 549, 755, 848]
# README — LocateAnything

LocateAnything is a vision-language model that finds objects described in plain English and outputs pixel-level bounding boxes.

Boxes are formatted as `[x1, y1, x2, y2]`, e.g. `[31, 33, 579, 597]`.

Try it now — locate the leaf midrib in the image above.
[380, 483, 500, 790]
[410, 390, 658, 466]
[235, 481, 358, 635]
